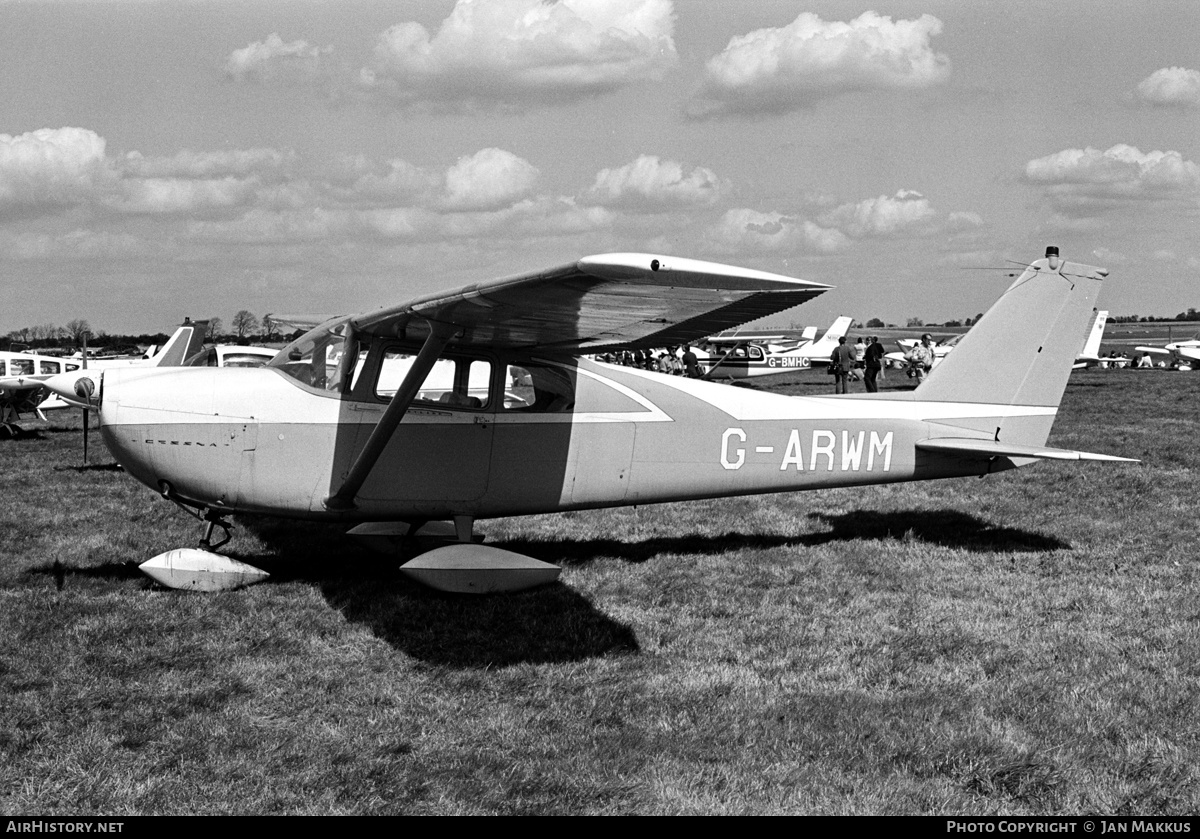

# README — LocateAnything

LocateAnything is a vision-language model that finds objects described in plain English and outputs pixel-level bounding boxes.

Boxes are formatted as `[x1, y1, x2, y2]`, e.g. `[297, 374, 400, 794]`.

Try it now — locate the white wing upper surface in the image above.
[350, 254, 830, 352]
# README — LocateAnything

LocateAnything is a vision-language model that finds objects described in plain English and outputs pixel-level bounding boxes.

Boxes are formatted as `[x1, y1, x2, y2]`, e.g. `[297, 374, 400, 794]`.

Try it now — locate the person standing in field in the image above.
[864, 336, 884, 392]
[830, 336, 855, 394]
[908, 334, 935, 383]
[852, 336, 867, 380]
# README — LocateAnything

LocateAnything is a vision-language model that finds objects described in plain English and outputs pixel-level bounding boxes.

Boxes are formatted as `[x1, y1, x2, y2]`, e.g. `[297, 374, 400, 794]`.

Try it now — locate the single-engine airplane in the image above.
[696, 316, 853, 378]
[67, 247, 1133, 593]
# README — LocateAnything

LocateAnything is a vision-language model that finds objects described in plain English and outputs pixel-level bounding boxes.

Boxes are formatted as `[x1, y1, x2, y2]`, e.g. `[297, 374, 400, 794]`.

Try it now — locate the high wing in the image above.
[350, 254, 829, 352]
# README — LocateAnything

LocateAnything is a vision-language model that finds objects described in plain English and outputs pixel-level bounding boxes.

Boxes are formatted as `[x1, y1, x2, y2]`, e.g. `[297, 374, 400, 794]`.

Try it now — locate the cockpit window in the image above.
[376, 350, 491, 410]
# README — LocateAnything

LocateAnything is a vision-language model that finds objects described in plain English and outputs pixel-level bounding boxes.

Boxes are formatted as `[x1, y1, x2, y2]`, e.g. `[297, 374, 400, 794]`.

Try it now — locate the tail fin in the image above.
[917, 247, 1106, 410]
[1077, 309, 1108, 361]
[810, 316, 853, 352]
[148, 320, 209, 367]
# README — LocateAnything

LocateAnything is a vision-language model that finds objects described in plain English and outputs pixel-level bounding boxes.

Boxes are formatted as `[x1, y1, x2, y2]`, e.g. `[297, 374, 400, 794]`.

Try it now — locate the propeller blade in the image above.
[81, 330, 89, 463]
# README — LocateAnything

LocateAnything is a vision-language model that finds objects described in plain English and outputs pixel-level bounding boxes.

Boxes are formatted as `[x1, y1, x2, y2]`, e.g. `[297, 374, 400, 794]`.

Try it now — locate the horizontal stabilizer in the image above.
[916, 437, 1139, 462]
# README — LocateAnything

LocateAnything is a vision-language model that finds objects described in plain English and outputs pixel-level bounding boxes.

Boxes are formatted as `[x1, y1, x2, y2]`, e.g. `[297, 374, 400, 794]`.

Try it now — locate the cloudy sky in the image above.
[2, 0, 1198, 336]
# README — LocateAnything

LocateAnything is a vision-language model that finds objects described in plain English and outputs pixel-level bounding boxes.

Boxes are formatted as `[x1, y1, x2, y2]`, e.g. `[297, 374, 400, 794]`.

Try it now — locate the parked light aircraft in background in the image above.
[1072, 310, 1109, 369]
[883, 334, 963, 371]
[705, 325, 819, 352]
[3, 320, 208, 432]
[1, 350, 84, 434]
[39, 320, 208, 412]
[54, 247, 1134, 593]
[1135, 336, 1200, 371]
[695, 316, 853, 378]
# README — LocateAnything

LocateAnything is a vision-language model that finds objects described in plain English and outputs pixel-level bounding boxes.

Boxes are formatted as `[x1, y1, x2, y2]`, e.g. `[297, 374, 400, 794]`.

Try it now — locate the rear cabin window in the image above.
[502, 362, 646, 414]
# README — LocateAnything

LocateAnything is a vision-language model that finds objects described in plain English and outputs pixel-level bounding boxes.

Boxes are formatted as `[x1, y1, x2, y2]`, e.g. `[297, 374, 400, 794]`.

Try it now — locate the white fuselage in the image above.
[97, 358, 1051, 523]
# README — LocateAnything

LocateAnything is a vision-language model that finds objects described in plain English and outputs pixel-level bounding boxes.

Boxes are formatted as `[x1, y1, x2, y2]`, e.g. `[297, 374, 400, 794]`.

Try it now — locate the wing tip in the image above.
[578, 253, 831, 290]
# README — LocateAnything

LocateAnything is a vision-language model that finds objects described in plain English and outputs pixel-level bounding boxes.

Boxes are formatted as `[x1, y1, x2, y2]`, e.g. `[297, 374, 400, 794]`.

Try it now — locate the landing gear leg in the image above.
[199, 509, 232, 552]
[453, 514, 474, 543]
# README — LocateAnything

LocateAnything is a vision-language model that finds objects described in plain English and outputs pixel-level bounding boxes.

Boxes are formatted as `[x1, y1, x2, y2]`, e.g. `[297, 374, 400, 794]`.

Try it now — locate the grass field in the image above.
[1, 368, 1197, 815]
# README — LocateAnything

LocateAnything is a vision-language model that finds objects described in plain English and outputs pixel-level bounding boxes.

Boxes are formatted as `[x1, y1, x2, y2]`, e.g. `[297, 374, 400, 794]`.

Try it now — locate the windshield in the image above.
[270, 317, 358, 393]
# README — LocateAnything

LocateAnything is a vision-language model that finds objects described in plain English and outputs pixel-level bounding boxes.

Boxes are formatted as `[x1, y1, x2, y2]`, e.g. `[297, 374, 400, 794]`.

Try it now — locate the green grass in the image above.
[1, 369, 1197, 814]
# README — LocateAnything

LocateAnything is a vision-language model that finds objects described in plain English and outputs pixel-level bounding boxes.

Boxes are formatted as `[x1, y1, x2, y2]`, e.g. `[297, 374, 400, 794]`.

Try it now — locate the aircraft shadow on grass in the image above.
[489, 508, 1068, 566]
[24, 508, 1060, 667]
[54, 462, 125, 473]
[805, 508, 1069, 552]
[27, 560, 146, 592]
[236, 517, 641, 667]
[25, 546, 640, 668]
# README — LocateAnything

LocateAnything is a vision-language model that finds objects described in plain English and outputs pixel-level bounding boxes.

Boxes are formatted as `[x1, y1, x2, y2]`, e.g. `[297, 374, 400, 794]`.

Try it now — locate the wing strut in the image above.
[324, 321, 457, 512]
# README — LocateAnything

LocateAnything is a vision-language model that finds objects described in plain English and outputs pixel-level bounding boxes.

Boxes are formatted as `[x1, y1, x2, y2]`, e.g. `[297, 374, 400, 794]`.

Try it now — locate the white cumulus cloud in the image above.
[711, 208, 850, 254]
[107, 177, 260, 215]
[121, 148, 294, 179]
[691, 11, 949, 118]
[346, 158, 441, 204]
[586, 155, 721, 208]
[818, 190, 938, 237]
[224, 33, 335, 82]
[0, 127, 111, 210]
[443, 148, 540, 211]
[1024, 144, 1200, 213]
[1135, 66, 1200, 107]
[361, 0, 677, 108]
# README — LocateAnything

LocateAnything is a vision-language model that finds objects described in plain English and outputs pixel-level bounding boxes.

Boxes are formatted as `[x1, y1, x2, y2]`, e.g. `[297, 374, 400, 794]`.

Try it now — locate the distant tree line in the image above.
[1109, 308, 1200, 324]
[10, 305, 1200, 353]
[3, 310, 297, 353]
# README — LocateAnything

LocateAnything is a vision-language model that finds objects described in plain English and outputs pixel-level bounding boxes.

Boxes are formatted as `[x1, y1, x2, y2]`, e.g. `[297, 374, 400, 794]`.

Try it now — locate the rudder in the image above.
[917, 247, 1107, 411]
